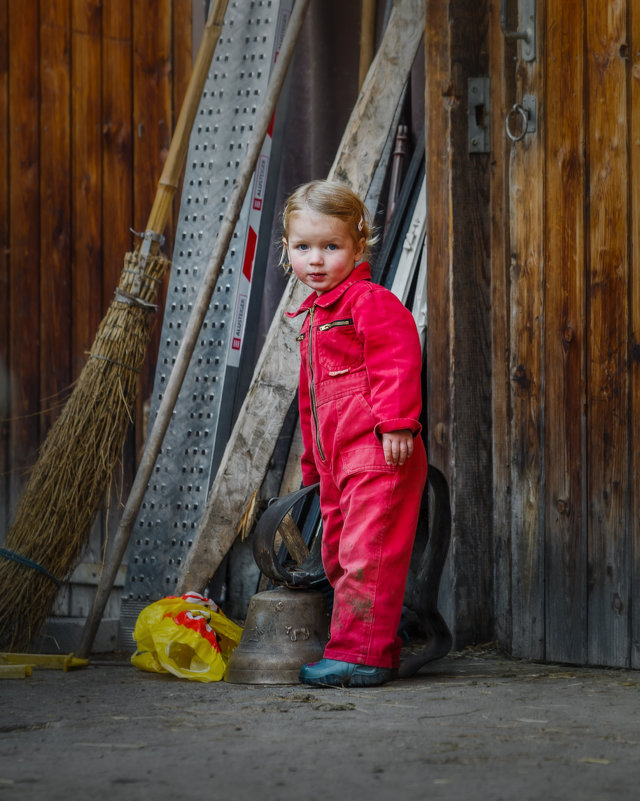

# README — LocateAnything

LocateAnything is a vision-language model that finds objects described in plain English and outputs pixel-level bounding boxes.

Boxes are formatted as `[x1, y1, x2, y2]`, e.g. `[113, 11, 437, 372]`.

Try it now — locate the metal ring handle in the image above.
[505, 103, 528, 142]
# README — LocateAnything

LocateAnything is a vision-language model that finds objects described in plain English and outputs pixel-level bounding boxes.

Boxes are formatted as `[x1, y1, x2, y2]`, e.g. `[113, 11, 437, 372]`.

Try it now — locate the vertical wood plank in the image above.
[424, 0, 454, 629]
[8, 0, 40, 515]
[508, 5, 546, 659]
[425, 0, 493, 645]
[631, 0, 640, 670]
[100, 0, 134, 549]
[101, 3, 132, 311]
[70, 0, 104, 565]
[40, 0, 72, 433]
[132, 0, 172, 233]
[586, 0, 630, 667]
[489, 0, 513, 650]
[543, 0, 587, 664]
[132, 0, 172, 457]
[71, 0, 102, 376]
[0, 0, 9, 534]
[449, 0, 493, 645]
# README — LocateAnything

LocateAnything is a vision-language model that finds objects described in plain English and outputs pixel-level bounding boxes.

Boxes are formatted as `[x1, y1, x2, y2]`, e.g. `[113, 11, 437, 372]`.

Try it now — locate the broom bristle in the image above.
[0, 250, 169, 652]
[236, 490, 260, 541]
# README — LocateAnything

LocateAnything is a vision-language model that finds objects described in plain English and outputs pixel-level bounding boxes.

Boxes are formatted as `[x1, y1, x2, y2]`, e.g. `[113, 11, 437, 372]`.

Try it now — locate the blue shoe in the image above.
[299, 658, 393, 688]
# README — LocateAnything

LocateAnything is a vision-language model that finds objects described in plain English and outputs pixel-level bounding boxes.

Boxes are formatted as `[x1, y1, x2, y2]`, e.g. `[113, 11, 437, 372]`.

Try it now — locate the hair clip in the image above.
[357, 217, 364, 232]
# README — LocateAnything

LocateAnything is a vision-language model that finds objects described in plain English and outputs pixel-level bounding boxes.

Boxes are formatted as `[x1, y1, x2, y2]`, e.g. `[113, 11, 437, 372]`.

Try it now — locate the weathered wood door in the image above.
[425, 0, 638, 668]
[491, 0, 639, 667]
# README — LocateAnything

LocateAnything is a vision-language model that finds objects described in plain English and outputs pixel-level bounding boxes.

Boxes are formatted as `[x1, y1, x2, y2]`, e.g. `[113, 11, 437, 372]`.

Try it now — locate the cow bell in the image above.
[225, 484, 329, 685]
[224, 586, 329, 684]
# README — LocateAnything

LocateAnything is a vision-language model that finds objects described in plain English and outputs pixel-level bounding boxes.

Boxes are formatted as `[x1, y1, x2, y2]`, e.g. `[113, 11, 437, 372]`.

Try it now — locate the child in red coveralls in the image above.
[283, 180, 428, 687]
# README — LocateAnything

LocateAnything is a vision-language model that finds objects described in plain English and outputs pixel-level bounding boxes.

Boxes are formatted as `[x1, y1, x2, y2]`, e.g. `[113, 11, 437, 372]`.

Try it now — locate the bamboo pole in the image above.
[78, 0, 311, 659]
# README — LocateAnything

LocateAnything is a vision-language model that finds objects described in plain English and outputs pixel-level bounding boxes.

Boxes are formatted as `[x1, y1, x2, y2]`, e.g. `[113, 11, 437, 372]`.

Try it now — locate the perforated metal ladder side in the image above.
[119, 0, 294, 647]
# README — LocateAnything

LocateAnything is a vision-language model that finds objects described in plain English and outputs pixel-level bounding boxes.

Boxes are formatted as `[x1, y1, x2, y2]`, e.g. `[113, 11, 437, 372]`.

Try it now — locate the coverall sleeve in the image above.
[352, 288, 423, 438]
[297, 361, 322, 486]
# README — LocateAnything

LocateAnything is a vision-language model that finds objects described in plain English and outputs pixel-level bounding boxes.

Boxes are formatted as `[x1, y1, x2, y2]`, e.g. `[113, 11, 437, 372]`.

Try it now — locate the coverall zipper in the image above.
[308, 306, 326, 461]
[318, 318, 353, 331]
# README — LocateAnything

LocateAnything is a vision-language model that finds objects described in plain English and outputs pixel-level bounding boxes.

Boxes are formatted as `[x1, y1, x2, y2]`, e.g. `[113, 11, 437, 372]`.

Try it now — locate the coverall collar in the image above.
[288, 261, 372, 317]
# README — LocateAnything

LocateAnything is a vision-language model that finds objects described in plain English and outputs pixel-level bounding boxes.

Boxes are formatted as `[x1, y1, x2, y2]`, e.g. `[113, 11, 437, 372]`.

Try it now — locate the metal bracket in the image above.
[468, 77, 490, 154]
[501, 0, 536, 62]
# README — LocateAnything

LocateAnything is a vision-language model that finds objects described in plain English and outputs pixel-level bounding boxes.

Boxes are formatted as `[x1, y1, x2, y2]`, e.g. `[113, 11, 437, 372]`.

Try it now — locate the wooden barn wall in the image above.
[427, 0, 639, 668]
[0, 1, 192, 610]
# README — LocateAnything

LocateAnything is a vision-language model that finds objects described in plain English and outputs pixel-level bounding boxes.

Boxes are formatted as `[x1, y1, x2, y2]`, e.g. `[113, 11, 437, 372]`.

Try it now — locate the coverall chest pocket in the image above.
[317, 319, 363, 374]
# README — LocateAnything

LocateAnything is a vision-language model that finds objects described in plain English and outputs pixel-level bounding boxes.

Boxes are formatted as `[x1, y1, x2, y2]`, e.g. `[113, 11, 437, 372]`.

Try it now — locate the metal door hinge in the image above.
[501, 0, 536, 62]
[468, 77, 490, 154]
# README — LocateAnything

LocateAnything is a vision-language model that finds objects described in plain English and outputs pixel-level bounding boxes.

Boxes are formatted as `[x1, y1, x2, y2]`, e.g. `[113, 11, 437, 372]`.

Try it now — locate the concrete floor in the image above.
[1, 646, 639, 801]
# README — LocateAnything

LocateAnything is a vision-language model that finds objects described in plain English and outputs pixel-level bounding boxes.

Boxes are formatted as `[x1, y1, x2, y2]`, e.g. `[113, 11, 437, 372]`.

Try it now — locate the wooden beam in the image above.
[177, 0, 425, 593]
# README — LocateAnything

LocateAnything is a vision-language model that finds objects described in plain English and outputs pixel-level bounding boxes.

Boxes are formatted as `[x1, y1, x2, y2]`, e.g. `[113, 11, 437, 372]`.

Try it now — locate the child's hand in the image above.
[381, 429, 414, 466]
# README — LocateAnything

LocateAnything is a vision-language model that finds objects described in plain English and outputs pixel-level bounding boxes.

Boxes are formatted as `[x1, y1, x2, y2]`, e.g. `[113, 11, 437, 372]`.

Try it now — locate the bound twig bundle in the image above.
[0, 251, 168, 651]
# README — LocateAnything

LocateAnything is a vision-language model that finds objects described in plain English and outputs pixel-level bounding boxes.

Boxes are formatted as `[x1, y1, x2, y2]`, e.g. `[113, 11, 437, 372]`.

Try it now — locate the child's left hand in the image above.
[381, 429, 414, 466]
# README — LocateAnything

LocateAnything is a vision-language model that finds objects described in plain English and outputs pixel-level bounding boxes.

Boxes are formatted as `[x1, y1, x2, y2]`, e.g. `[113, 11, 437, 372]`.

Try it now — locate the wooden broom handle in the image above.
[143, 0, 230, 244]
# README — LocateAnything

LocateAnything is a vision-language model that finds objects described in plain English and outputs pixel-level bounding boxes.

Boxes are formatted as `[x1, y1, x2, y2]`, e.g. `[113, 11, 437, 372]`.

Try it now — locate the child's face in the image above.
[285, 210, 365, 295]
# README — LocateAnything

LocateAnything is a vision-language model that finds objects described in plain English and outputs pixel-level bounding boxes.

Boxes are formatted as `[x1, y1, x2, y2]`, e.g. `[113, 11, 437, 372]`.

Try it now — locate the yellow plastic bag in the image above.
[131, 592, 243, 682]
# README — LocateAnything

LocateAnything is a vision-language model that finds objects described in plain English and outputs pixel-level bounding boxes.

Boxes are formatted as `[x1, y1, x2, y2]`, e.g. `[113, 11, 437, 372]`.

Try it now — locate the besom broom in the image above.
[0, 1, 230, 651]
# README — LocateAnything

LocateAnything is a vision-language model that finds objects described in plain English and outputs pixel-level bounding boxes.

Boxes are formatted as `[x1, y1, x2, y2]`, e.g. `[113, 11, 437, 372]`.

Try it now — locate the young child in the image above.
[282, 180, 428, 688]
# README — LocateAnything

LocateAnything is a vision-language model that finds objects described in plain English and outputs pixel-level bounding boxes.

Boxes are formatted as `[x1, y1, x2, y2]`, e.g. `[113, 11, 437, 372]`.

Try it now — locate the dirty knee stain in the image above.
[344, 591, 373, 619]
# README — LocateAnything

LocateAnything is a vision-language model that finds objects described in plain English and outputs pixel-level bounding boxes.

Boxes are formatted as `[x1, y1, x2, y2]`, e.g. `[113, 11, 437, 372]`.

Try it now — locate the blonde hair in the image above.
[281, 180, 376, 266]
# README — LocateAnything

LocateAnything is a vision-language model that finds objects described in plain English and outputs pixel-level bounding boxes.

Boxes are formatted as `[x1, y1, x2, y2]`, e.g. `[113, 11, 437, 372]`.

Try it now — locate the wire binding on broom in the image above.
[0, 548, 61, 588]
[114, 287, 159, 310]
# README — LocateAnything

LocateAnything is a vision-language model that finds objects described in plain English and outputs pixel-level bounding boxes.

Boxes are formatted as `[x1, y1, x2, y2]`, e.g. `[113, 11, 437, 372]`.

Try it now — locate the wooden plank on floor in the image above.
[586, 0, 630, 667]
[543, 0, 587, 665]
[177, 0, 426, 593]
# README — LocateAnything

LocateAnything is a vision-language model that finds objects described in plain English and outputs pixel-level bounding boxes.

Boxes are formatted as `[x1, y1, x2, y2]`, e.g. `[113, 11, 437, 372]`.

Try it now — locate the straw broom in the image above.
[0, 1, 229, 652]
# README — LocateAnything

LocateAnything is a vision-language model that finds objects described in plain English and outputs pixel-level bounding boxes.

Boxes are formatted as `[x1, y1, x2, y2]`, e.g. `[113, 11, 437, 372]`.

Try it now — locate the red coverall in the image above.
[287, 261, 428, 669]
